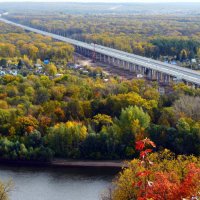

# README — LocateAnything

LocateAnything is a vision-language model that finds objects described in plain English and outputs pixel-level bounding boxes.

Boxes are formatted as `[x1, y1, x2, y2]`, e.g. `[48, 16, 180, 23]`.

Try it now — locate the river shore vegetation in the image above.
[0, 180, 13, 200]
[0, 21, 200, 162]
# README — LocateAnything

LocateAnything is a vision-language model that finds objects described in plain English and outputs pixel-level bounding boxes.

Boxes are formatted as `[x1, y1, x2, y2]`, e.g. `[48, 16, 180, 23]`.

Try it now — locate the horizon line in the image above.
[1, 1, 200, 3]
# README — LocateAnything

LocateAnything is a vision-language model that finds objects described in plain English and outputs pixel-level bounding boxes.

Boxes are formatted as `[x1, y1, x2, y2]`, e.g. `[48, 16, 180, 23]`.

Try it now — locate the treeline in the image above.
[0, 72, 200, 161]
[151, 38, 200, 60]
[0, 73, 159, 160]
[5, 14, 200, 60]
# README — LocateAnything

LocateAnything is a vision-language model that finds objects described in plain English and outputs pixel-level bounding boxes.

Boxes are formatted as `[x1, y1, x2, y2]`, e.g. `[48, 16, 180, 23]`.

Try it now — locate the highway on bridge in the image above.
[1, 17, 200, 86]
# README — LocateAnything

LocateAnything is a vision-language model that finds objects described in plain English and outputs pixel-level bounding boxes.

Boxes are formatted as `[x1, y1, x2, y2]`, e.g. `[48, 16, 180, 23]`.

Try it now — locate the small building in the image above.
[44, 59, 50, 65]
[35, 63, 42, 68]
[55, 73, 63, 77]
[191, 59, 196, 63]
[171, 61, 177, 65]
[137, 74, 143, 78]
[0, 70, 6, 75]
[82, 70, 89, 74]
[67, 63, 81, 69]
[8, 70, 17, 76]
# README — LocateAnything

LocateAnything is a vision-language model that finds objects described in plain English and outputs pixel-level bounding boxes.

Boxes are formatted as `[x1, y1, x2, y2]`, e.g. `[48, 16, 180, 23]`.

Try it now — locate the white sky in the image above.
[0, 0, 200, 2]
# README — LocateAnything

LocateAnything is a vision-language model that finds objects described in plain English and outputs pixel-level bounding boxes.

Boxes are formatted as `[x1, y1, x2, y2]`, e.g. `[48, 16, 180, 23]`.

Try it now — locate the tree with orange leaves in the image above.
[145, 164, 200, 200]
[135, 138, 200, 200]
[15, 115, 39, 135]
[106, 138, 200, 200]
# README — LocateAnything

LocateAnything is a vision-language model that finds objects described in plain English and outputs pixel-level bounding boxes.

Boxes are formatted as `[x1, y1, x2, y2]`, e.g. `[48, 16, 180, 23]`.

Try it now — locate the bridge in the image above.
[1, 17, 200, 87]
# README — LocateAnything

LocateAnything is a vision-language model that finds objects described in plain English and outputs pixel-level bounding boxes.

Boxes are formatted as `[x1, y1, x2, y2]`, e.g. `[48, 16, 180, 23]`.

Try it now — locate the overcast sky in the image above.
[0, 0, 200, 2]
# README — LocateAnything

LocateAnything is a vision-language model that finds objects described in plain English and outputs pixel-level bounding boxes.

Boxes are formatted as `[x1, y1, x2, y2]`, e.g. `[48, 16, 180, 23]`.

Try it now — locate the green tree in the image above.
[47, 122, 87, 158]
[180, 49, 188, 60]
[118, 106, 150, 134]
[35, 87, 50, 104]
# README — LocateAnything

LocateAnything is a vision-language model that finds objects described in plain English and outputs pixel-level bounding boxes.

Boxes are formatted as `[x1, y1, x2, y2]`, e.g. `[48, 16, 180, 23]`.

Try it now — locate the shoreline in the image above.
[51, 159, 126, 168]
[0, 159, 127, 169]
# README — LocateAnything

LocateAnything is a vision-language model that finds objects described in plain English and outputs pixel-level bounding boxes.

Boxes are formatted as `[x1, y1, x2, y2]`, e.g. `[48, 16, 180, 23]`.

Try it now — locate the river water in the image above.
[0, 165, 119, 200]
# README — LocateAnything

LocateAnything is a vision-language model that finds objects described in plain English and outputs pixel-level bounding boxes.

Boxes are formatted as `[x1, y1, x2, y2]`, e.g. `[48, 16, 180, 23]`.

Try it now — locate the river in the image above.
[0, 165, 119, 200]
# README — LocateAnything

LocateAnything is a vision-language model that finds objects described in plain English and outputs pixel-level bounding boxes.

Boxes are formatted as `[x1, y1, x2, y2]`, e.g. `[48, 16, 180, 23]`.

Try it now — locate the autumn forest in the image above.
[0, 2, 200, 200]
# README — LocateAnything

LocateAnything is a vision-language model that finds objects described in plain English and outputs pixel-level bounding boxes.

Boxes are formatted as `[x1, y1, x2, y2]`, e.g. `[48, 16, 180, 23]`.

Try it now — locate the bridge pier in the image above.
[99, 54, 103, 62]
[142, 67, 146, 75]
[147, 69, 155, 80]
[152, 70, 157, 80]
[74, 47, 197, 87]
[108, 56, 111, 64]
[127, 62, 131, 71]
[103, 55, 106, 63]
[124, 61, 128, 70]
[163, 74, 167, 83]
[129, 63, 134, 72]
[119, 60, 123, 69]
[111, 57, 114, 65]
[96, 53, 100, 61]
[156, 72, 161, 82]
[160, 73, 163, 82]
[114, 58, 119, 66]
[106, 56, 109, 64]
[116, 59, 120, 67]
[165, 75, 169, 83]
[122, 61, 126, 70]
[125, 62, 129, 70]
[74, 47, 175, 85]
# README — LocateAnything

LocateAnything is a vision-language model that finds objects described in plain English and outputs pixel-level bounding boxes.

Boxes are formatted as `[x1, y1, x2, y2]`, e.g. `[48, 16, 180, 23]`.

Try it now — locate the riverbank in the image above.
[0, 159, 126, 169]
[51, 159, 126, 168]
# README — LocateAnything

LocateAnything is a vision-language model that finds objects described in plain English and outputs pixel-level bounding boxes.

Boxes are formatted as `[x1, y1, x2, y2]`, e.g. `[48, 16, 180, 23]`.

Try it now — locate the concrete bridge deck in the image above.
[1, 17, 200, 86]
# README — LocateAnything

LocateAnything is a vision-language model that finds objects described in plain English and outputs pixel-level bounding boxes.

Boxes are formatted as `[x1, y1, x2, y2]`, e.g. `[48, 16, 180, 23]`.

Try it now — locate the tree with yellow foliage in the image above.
[0, 180, 13, 200]
[46, 121, 87, 158]
[45, 63, 57, 77]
